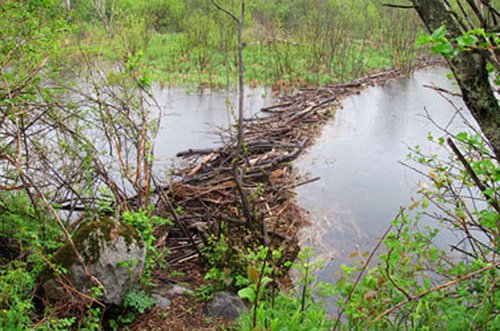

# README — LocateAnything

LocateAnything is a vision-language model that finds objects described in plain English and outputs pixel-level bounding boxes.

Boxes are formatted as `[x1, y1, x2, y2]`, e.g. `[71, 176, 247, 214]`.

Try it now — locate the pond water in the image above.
[295, 67, 478, 286]
[151, 68, 479, 309]
[152, 86, 274, 170]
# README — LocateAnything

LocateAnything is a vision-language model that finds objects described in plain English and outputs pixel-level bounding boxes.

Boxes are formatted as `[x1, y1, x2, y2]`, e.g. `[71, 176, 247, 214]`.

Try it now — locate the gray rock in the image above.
[42, 219, 146, 305]
[166, 284, 194, 297]
[151, 294, 171, 309]
[205, 291, 247, 319]
[149, 283, 193, 301]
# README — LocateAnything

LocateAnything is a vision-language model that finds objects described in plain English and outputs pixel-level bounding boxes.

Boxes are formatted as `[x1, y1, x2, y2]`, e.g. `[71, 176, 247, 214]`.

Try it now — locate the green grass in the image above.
[142, 32, 398, 88]
[74, 28, 413, 88]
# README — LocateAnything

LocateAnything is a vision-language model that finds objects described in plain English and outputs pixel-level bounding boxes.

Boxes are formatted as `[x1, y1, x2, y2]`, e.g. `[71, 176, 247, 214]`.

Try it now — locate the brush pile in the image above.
[155, 61, 440, 265]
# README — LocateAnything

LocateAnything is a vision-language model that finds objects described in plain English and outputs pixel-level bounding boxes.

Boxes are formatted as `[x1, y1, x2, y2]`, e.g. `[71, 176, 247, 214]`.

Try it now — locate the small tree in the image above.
[211, 0, 254, 227]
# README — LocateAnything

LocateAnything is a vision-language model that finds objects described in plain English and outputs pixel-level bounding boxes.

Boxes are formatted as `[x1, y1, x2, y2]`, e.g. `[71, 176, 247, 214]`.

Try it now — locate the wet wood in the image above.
[155, 57, 445, 264]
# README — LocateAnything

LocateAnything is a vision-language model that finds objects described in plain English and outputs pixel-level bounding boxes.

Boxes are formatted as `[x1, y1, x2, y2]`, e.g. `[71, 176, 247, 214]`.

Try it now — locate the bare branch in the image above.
[210, 0, 238, 23]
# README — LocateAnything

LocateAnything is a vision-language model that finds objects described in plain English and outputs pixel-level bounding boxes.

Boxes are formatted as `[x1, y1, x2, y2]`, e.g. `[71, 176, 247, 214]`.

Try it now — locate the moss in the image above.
[117, 222, 144, 249]
[40, 219, 143, 283]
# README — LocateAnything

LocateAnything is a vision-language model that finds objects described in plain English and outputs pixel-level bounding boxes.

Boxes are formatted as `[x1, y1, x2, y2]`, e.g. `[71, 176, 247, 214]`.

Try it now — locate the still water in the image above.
[152, 86, 274, 169]
[296, 67, 477, 284]
[152, 68, 478, 297]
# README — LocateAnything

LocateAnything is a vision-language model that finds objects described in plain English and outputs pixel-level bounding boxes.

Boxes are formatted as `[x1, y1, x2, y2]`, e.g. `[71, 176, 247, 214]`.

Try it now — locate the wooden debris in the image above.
[155, 58, 445, 264]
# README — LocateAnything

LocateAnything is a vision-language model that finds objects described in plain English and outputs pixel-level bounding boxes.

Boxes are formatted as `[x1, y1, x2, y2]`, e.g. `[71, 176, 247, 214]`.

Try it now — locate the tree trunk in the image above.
[411, 0, 500, 158]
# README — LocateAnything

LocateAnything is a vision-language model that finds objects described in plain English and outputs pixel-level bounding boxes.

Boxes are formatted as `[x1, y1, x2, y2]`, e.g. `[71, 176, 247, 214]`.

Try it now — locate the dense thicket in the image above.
[67, 0, 424, 86]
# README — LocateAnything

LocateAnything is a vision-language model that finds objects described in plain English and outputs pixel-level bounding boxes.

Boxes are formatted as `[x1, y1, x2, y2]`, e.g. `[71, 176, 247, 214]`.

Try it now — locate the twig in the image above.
[447, 138, 500, 215]
[366, 261, 500, 329]
[383, 3, 417, 9]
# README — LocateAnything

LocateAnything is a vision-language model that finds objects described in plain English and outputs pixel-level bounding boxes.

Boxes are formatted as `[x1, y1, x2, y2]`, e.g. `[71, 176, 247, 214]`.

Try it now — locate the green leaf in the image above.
[415, 33, 433, 46]
[421, 199, 429, 209]
[456, 132, 468, 142]
[238, 287, 256, 302]
[432, 26, 448, 39]
[479, 211, 499, 229]
[432, 43, 455, 57]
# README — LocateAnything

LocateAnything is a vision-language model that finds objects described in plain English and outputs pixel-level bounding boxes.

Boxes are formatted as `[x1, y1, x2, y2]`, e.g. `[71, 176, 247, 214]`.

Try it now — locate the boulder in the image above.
[205, 291, 247, 319]
[151, 294, 171, 309]
[42, 219, 146, 305]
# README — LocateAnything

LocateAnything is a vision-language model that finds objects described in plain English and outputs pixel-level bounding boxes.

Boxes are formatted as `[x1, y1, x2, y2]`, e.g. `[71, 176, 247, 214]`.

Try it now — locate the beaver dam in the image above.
[151, 59, 444, 271]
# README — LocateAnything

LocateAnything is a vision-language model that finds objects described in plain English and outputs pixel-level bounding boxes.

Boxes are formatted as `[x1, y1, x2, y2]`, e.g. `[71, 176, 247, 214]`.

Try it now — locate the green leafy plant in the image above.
[417, 25, 499, 58]
[235, 247, 333, 331]
[122, 207, 173, 281]
[79, 307, 102, 331]
[198, 235, 287, 305]
[123, 290, 157, 314]
[0, 262, 36, 330]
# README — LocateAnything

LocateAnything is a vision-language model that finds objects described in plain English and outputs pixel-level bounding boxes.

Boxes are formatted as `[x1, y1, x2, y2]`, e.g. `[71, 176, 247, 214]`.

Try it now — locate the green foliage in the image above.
[417, 25, 499, 58]
[0, 193, 72, 330]
[235, 247, 333, 331]
[110, 289, 158, 327]
[79, 307, 102, 331]
[122, 208, 173, 280]
[236, 248, 279, 304]
[236, 292, 333, 331]
[122, 207, 172, 247]
[0, 262, 36, 330]
[335, 218, 498, 329]
[0, 193, 63, 252]
[123, 290, 157, 314]
[35, 317, 76, 331]
[198, 234, 286, 301]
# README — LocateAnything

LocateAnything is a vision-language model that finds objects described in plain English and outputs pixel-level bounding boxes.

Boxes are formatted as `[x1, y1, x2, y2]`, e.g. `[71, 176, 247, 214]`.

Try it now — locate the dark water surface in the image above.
[296, 67, 477, 284]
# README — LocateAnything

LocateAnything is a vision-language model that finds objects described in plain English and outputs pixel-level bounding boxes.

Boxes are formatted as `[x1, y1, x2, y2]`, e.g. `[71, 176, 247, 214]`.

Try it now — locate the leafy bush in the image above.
[122, 208, 173, 281]
[236, 292, 333, 331]
[0, 263, 36, 330]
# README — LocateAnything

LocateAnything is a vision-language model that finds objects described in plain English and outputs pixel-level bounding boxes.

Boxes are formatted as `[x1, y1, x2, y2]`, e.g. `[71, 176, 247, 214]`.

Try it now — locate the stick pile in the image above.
[156, 60, 442, 265]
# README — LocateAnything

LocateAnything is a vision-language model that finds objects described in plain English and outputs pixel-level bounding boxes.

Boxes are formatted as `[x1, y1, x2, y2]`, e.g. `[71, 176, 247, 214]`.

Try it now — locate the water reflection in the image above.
[296, 67, 477, 286]
[152, 86, 274, 170]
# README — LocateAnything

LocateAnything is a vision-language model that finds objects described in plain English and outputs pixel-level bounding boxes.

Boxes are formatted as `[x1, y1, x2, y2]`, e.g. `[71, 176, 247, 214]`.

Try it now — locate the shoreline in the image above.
[130, 57, 448, 330]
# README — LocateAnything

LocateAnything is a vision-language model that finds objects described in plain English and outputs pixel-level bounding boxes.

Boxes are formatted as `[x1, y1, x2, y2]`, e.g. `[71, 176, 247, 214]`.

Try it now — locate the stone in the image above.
[205, 291, 247, 319]
[151, 294, 171, 309]
[151, 283, 194, 299]
[166, 284, 194, 297]
[41, 219, 146, 305]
